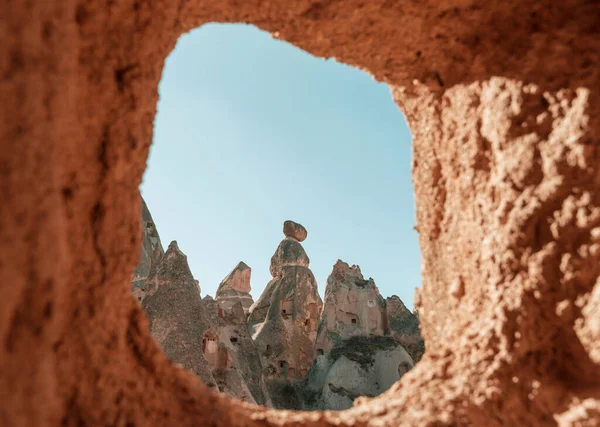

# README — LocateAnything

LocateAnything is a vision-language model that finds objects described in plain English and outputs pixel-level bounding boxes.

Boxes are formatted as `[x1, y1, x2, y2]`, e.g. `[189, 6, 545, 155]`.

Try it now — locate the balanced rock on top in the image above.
[283, 220, 307, 242]
[248, 221, 322, 393]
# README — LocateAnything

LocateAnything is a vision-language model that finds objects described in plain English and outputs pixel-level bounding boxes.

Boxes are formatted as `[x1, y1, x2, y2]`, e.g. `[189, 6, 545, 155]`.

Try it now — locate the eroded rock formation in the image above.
[315, 260, 388, 357]
[142, 241, 217, 388]
[215, 262, 254, 314]
[131, 197, 164, 302]
[202, 296, 272, 406]
[136, 231, 421, 411]
[248, 223, 323, 386]
[386, 295, 424, 363]
[2, 1, 599, 425]
[304, 261, 416, 410]
[306, 336, 413, 410]
[141, 240, 272, 406]
[283, 220, 307, 242]
[135, 217, 419, 411]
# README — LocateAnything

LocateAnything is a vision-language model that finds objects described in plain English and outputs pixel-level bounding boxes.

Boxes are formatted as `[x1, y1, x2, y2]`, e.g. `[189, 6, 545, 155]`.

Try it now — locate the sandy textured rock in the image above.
[1, 1, 599, 425]
[131, 196, 164, 302]
[315, 261, 387, 357]
[142, 241, 217, 388]
[269, 237, 310, 277]
[249, 223, 323, 386]
[386, 295, 424, 363]
[308, 337, 414, 411]
[217, 262, 251, 294]
[215, 262, 254, 314]
[283, 220, 307, 242]
[142, 249, 271, 406]
[202, 297, 272, 407]
[303, 262, 416, 411]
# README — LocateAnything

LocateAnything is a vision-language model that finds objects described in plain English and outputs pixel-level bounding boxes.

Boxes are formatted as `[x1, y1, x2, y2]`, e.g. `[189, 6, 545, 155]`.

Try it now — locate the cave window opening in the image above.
[304, 318, 315, 330]
[202, 330, 220, 369]
[355, 279, 369, 288]
[280, 300, 293, 318]
[138, 21, 420, 411]
[217, 347, 230, 371]
[278, 360, 289, 377]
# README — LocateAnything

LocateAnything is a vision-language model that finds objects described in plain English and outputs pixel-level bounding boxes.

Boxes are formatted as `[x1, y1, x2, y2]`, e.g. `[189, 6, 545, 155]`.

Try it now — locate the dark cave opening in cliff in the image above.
[134, 23, 424, 410]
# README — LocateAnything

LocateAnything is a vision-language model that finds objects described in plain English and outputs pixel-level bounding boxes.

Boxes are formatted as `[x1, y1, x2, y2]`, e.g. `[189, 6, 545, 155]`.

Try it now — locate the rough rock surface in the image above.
[202, 297, 272, 407]
[133, 206, 419, 410]
[283, 220, 307, 242]
[142, 241, 217, 388]
[268, 237, 310, 277]
[315, 261, 388, 357]
[131, 197, 164, 302]
[249, 222, 323, 386]
[142, 243, 271, 406]
[131, 213, 419, 411]
[386, 296, 425, 363]
[305, 337, 414, 411]
[304, 262, 417, 411]
[215, 262, 254, 314]
[2, 1, 599, 426]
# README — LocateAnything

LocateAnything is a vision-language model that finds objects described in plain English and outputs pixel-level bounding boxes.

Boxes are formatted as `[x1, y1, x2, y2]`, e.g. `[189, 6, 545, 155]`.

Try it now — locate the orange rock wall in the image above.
[1, 0, 599, 425]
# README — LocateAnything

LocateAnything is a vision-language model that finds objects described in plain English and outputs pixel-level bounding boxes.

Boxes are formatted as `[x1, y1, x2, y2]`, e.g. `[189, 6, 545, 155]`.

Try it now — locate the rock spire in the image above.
[215, 261, 254, 314]
[131, 196, 164, 302]
[248, 221, 323, 389]
[314, 260, 388, 357]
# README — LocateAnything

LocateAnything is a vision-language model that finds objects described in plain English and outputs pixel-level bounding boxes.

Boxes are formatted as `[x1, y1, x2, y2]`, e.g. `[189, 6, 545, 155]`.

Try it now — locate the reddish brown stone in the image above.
[0, 1, 599, 426]
[283, 220, 307, 242]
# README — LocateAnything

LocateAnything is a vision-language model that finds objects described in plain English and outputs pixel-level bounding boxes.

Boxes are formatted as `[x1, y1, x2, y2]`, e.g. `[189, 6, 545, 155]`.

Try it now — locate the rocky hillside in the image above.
[132, 197, 424, 410]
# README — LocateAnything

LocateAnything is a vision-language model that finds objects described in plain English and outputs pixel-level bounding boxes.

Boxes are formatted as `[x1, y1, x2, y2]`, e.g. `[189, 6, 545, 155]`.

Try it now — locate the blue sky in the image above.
[141, 23, 419, 309]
